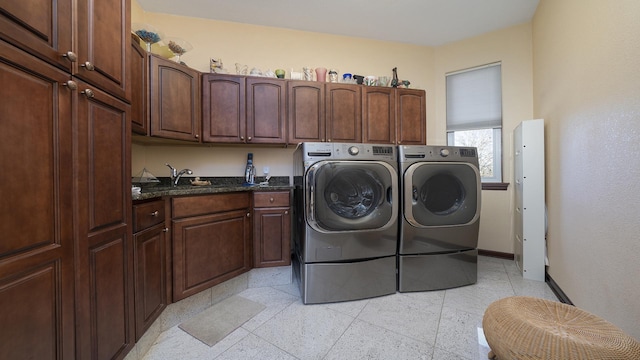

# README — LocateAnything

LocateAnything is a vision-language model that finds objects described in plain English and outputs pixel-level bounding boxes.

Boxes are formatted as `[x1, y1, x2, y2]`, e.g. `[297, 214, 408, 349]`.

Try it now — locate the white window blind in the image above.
[446, 63, 502, 131]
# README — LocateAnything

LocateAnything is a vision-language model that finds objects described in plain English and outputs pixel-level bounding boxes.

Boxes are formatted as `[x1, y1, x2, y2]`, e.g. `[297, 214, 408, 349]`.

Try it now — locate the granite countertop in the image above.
[132, 176, 292, 201]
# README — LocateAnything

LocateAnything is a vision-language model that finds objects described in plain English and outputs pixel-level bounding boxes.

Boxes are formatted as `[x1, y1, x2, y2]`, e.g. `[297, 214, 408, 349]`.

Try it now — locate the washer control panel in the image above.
[348, 146, 360, 155]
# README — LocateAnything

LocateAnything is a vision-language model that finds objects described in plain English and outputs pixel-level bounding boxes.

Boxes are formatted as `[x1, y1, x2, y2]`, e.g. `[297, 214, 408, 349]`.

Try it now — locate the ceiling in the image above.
[136, 0, 540, 47]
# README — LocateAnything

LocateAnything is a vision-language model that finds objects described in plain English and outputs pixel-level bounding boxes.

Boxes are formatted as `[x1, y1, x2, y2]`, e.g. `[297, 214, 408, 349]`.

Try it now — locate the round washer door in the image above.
[404, 162, 480, 227]
[306, 160, 397, 232]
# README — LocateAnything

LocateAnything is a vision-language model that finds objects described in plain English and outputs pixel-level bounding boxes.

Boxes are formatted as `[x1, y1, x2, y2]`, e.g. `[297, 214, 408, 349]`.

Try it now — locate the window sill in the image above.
[482, 182, 509, 190]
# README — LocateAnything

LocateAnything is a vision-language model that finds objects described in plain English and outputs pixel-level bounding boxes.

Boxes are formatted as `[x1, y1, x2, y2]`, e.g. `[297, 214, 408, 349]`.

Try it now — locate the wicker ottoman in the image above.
[482, 296, 640, 359]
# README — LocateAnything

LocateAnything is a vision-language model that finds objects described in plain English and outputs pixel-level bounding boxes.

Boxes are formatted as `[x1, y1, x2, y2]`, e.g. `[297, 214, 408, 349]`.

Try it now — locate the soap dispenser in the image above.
[243, 153, 256, 186]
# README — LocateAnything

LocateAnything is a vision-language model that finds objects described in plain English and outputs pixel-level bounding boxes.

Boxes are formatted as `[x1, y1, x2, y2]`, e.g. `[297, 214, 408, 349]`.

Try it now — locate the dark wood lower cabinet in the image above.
[171, 193, 251, 302]
[132, 199, 167, 340]
[134, 223, 167, 340]
[253, 191, 291, 268]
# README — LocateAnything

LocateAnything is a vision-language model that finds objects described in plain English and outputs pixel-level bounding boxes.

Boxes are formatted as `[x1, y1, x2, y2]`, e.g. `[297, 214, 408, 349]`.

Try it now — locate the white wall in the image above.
[533, 0, 640, 339]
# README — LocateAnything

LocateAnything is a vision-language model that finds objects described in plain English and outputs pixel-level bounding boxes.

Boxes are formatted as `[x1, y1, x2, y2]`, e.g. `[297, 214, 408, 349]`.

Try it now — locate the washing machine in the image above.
[292, 142, 398, 304]
[397, 145, 481, 292]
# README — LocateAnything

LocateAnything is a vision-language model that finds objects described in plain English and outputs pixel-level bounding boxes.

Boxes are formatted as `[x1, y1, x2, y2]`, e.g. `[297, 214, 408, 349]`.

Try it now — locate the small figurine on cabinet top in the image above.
[210, 58, 228, 74]
[391, 67, 399, 88]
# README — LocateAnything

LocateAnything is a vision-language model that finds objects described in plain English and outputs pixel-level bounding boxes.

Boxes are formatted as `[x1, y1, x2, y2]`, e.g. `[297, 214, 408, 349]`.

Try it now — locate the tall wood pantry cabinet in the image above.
[0, 0, 133, 359]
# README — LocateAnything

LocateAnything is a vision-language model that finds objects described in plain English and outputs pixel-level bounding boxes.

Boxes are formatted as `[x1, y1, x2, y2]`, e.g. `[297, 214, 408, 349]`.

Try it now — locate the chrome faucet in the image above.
[166, 163, 193, 186]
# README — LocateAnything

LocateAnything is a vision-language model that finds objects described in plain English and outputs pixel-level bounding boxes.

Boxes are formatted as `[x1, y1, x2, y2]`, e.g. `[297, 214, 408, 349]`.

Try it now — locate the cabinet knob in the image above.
[163, 228, 169, 232]
[81, 61, 95, 71]
[246, 212, 250, 217]
[247, 136, 252, 141]
[81, 89, 95, 98]
[62, 51, 77, 62]
[151, 210, 159, 217]
[195, 134, 199, 139]
[269, 197, 274, 203]
[284, 210, 288, 215]
[240, 136, 245, 140]
[62, 80, 78, 90]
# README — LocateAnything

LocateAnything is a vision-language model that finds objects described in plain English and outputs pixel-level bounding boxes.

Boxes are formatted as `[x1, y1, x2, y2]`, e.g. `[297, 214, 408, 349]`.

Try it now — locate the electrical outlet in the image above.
[263, 166, 270, 176]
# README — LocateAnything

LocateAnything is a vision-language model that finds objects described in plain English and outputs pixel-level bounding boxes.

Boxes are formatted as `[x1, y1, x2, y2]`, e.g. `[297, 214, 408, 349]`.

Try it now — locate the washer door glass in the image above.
[307, 161, 397, 232]
[404, 162, 480, 227]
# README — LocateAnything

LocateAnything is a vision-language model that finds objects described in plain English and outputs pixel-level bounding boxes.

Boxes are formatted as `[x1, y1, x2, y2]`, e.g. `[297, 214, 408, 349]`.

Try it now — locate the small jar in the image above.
[328, 69, 338, 83]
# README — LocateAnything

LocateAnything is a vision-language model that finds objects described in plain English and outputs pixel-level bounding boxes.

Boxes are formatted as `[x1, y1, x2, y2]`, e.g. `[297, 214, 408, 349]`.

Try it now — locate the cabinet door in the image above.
[172, 209, 251, 301]
[247, 78, 287, 144]
[253, 207, 291, 267]
[201, 74, 245, 143]
[288, 81, 324, 143]
[0, 0, 73, 72]
[362, 87, 396, 144]
[130, 35, 148, 135]
[396, 88, 426, 145]
[325, 83, 361, 143]
[76, 0, 131, 100]
[0, 40, 75, 360]
[74, 80, 134, 360]
[149, 55, 201, 142]
[134, 223, 167, 340]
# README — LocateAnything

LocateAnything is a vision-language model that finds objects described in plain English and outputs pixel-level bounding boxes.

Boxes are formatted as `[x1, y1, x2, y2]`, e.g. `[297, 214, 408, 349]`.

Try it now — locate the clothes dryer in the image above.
[397, 145, 481, 292]
[293, 142, 398, 304]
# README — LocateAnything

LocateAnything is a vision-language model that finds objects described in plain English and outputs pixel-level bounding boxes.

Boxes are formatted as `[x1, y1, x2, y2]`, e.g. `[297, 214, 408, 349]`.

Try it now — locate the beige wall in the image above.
[131, 3, 533, 254]
[533, 0, 640, 339]
[131, 5, 435, 183]
[433, 23, 534, 254]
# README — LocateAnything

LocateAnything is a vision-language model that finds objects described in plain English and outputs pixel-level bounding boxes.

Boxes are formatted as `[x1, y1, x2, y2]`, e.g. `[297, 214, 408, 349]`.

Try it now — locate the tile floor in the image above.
[140, 256, 558, 360]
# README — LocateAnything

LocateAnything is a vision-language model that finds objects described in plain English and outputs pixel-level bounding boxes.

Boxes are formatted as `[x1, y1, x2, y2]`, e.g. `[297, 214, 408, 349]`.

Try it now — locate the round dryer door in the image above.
[404, 162, 480, 227]
[306, 160, 397, 232]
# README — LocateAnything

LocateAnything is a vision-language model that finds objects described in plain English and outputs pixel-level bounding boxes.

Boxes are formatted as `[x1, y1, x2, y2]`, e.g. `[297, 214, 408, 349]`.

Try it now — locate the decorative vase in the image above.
[303, 67, 313, 81]
[315, 67, 327, 82]
[165, 37, 192, 64]
[132, 23, 163, 52]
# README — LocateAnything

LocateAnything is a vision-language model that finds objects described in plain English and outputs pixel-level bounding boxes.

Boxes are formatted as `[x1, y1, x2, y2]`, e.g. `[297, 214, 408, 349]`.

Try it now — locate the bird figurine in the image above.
[391, 67, 399, 88]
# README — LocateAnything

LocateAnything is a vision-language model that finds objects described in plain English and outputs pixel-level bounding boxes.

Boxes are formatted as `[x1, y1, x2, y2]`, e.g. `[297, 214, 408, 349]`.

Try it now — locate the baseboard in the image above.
[545, 273, 574, 305]
[478, 249, 514, 260]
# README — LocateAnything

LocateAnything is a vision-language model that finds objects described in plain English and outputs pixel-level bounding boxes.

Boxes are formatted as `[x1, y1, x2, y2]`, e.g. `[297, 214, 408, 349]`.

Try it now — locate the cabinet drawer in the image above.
[172, 192, 250, 218]
[133, 200, 165, 232]
[253, 191, 290, 208]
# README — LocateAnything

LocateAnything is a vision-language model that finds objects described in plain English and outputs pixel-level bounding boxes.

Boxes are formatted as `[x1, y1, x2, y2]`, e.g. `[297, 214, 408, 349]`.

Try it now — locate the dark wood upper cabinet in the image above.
[288, 81, 363, 144]
[149, 54, 201, 142]
[0, 0, 73, 72]
[130, 35, 148, 135]
[325, 83, 362, 143]
[362, 87, 396, 144]
[202, 74, 286, 144]
[0, 0, 131, 101]
[246, 77, 287, 144]
[396, 88, 426, 145]
[202, 74, 246, 143]
[288, 81, 325, 143]
[75, 0, 131, 101]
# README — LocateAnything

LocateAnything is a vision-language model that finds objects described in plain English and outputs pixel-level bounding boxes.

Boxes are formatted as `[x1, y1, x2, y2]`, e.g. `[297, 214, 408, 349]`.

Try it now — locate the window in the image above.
[446, 62, 503, 183]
